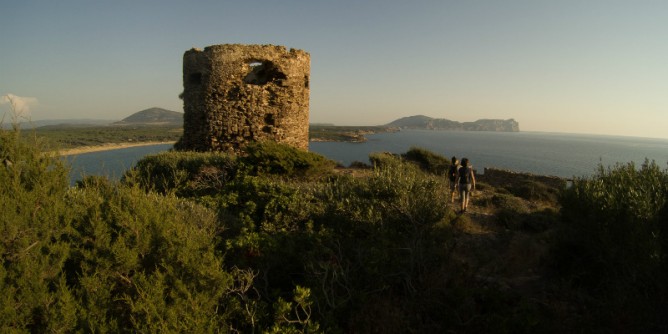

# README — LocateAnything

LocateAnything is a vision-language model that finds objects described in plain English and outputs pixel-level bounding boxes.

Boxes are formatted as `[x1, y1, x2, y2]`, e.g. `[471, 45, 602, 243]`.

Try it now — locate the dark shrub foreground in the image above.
[553, 160, 668, 332]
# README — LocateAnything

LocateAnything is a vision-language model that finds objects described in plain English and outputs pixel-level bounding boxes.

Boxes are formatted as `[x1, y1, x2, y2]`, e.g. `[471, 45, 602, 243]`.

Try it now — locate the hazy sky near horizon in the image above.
[1, 1, 667, 139]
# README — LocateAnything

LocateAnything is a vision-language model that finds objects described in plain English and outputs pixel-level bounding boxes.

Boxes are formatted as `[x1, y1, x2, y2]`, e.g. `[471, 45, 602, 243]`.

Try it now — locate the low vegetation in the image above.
[308, 125, 397, 142]
[28, 125, 183, 149]
[2, 124, 668, 332]
[31, 124, 393, 152]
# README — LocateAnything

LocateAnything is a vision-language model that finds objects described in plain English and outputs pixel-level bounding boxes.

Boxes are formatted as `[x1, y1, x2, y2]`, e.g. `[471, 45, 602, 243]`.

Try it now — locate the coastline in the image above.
[57, 141, 176, 156]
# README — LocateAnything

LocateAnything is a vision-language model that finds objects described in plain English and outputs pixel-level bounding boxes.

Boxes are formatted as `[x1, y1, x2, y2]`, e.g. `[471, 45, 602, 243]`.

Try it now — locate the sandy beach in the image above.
[57, 141, 176, 156]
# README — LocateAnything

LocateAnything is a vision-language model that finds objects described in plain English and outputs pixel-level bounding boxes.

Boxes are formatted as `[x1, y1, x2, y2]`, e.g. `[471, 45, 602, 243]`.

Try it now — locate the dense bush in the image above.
[553, 160, 668, 331]
[126, 141, 336, 197]
[400, 146, 450, 175]
[64, 185, 244, 332]
[217, 174, 324, 298]
[493, 193, 531, 229]
[195, 151, 458, 332]
[1, 129, 73, 331]
[0, 129, 320, 332]
[310, 154, 455, 331]
[126, 145, 561, 332]
[124, 150, 237, 196]
[506, 179, 559, 203]
[239, 140, 336, 179]
[348, 160, 371, 169]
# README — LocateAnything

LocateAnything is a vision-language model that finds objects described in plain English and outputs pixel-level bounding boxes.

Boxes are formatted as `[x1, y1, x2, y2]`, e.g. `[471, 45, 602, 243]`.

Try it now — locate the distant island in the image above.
[386, 115, 519, 132]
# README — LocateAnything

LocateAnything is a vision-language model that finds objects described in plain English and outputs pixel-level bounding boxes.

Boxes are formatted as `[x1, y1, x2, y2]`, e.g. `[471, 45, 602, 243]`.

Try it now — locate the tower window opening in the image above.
[244, 60, 287, 85]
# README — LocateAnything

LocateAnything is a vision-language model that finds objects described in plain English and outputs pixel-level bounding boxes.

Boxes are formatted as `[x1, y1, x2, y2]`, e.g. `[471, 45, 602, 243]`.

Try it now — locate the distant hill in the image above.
[387, 115, 519, 132]
[114, 107, 183, 126]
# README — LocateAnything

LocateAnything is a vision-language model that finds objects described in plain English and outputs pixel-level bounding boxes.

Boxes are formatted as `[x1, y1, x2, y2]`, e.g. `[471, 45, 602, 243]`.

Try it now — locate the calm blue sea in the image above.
[65, 130, 668, 184]
[311, 130, 668, 178]
[64, 144, 174, 185]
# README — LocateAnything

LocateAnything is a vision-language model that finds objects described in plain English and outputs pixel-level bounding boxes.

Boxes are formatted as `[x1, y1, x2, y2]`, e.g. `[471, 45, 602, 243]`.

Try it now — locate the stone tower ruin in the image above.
[176, 44, 310, 153]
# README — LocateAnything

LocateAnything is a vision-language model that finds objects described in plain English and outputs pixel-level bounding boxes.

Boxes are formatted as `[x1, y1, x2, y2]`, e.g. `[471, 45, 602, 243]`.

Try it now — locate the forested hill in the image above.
[387, 115, 519, 132]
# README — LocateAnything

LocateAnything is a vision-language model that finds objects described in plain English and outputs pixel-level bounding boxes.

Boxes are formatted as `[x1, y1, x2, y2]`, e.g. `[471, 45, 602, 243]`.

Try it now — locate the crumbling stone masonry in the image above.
[175, 44, 310, 153]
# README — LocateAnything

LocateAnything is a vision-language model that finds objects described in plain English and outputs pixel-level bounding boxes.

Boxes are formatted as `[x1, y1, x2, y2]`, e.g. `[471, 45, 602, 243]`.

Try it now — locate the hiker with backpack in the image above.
[456, 157, 476, 213]
[447, 156, 460, 203]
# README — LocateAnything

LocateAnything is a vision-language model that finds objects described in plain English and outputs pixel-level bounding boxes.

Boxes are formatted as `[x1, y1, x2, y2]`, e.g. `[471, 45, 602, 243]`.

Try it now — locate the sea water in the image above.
[64, 143, 174, 185]
[310, 130, 668, 178]
[65, 131, 668, 184]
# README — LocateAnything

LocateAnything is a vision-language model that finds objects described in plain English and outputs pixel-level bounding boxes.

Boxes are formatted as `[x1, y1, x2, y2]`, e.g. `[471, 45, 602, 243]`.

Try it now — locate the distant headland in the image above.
[386, 115, 519, 132]
[310, 115, 519, 142]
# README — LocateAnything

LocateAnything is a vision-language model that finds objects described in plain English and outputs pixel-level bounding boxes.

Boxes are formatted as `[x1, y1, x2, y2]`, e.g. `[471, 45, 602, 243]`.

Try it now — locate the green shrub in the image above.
[348, 160, 371, 169]
[63, 185, 243, 332]
[204, 172, 329, 322]
[124, 150, 237, 196]
[0, 128, 75, 332]
[553, 160, 668, 331]
[400, 146, 450, 175]
[1, 127, 321, 332]
[310, 155, 453, 330]
[492, 193, 530, 229]
[367, 151, 399, 168]
[325, 154, 449, 229]
[506, 179, 559, 202]
[557, 160, 668, 286]
[64, 184, 323, 332]
[240, 141, 336, 179]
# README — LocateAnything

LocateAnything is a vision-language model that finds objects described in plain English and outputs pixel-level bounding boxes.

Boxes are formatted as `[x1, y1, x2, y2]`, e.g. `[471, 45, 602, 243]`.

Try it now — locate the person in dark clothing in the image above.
[447, 156, 459, 203]
[455, 157, 476, 213]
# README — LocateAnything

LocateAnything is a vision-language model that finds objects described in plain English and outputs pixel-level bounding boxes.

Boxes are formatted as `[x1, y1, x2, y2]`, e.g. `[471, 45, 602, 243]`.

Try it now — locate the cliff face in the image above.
[387, 115, 519, 132]
[463, 119, 520, 132]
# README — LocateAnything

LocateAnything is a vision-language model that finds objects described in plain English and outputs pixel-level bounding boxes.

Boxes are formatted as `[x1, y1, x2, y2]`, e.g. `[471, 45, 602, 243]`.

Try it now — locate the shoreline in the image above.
[57, 141, 176, 156]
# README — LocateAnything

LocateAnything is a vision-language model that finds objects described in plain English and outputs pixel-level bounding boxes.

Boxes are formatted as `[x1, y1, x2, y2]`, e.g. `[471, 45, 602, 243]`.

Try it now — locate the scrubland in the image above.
[2, 127, 667, 333]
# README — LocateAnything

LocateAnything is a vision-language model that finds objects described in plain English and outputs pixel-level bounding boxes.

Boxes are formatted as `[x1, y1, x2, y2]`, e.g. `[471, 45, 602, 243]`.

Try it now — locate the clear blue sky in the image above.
[2, 0, 667, 139]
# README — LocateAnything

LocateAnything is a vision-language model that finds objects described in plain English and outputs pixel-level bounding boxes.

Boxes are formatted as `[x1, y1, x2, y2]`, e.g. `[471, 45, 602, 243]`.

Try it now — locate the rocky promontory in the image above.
[387, 115, 519, 132]
[309, 125, 399, 142]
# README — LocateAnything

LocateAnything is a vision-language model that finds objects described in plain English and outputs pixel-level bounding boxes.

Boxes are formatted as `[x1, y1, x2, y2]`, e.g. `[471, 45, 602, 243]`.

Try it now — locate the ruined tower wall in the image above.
[176, 44, 310, 153]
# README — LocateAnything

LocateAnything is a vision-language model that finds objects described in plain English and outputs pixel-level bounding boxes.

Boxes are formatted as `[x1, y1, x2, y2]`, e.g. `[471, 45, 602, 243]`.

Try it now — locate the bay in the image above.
[64, 143, 174, 185]
[65, 131, 668, 184]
